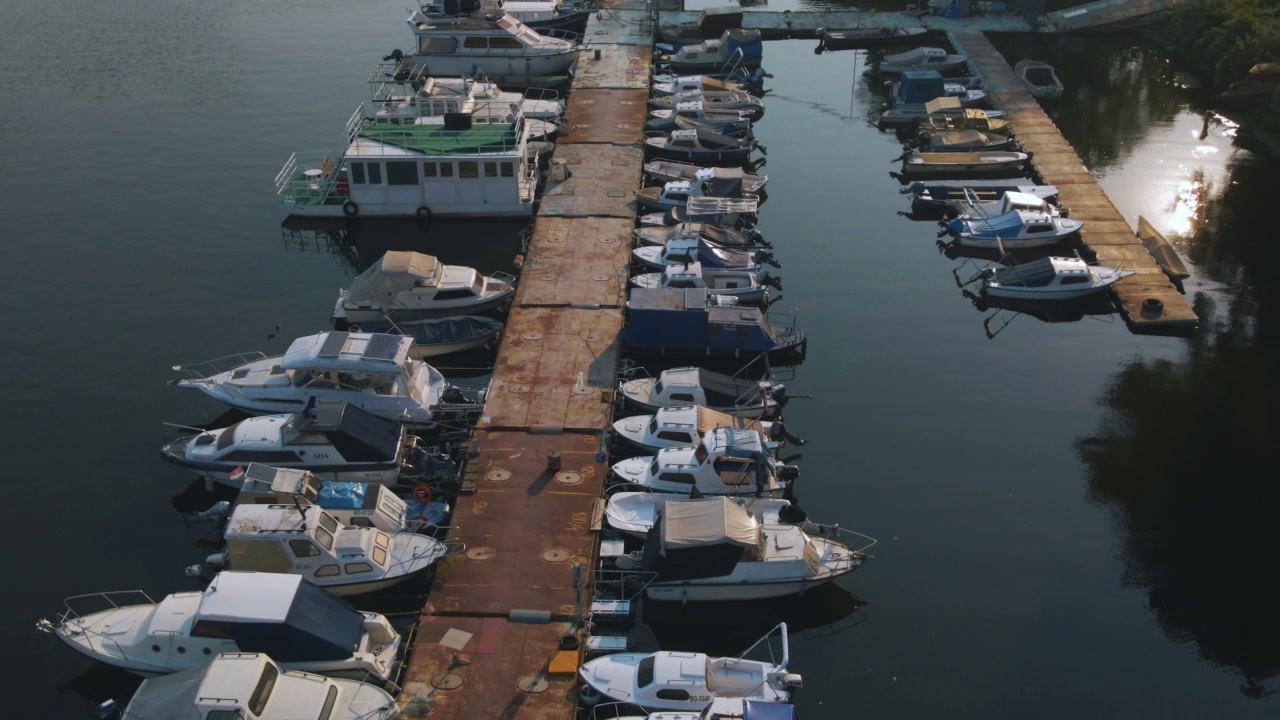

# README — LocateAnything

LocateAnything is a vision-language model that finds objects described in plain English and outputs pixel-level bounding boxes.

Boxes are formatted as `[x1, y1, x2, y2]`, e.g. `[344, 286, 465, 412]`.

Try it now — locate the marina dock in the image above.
[949, 30, 1198, 333]
[394, 5, 652, 718]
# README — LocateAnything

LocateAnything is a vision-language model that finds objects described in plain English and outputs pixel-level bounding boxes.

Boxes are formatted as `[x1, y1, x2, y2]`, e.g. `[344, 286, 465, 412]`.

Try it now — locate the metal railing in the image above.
[170, 351, 270, 382]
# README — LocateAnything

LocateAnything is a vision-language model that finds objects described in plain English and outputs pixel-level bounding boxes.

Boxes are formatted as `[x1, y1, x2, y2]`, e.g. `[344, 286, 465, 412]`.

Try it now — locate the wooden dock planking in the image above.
[950, 30, 1198, 333]
[540, 143, 645, 218]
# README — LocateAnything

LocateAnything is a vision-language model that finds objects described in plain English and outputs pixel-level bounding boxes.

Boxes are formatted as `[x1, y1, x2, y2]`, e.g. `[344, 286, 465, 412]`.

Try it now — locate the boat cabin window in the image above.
[345, 562, 374, 574]
[489, 36, 523, 49]
[657, 689, 691, 701]
[670, 392, 696, 401]
[190, 620, 236, 639]
[207, 711, 244, 720]
[351, 162, 366, 184]
[1026, 223, 1051, 233]
[302, 476, 320, 502]
[434, 287, 478, 300]
[367, 163, 383, 184]
[290, 539, 322, 557]
[314, 525, 335, 551]
[419, 37, 457, 54]
[386, 161, 418, 186]
[1060, 275, 1089, 285]
[463, 37, 490, 49]
[501, 162, 514, 177]
[459, 161, 479, 179]
[319, 512, 339, 534]
[667, 192, 689, 202]
[694, 444, 709, 464]
[673, 138, 695, 148]
[637, 657, 656, 688]
[223, 450, 308, 464]
[648, 417, 660, 434]
[423, 162, 439, 177]
[484, 162, 499, 178]
[649, 458, 661, 475]
[315, 564, 340, 577]
[248, 661, 279, 715]
[653, 379, 665, 393]
[216, 422, 242, 451]
[657, 431, 693, 443]
[668, 279, 697, 289]
[373, 546, 388, 565]
[317, 685, 340, 720]
[658, 472, 696, 485]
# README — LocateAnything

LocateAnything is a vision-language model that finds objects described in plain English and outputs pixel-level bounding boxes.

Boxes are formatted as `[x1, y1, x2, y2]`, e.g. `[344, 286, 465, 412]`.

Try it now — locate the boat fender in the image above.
[416, 205, 432, 224]
[342, 199, 359, 217]
[413, 485, 435, 504]
[347, 324, 360, 332]
[578, 683, 602, 706]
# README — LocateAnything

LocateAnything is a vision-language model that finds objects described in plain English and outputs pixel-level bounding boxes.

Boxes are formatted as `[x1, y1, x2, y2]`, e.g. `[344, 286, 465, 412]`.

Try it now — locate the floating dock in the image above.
[949, 30, 1198, 333]
[395, 4, 653, 718]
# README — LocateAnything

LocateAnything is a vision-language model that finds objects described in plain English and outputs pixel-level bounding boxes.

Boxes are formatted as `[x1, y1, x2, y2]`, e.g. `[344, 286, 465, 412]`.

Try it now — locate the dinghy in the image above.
[967, 255, 1134, 300]
[900, 150, 1028, 176]
[1015, 59, 1064, 99]
[610, 427, 797, 497]
[819, 26, 928, 52]
[902, 181, 1058, 216]
[876, 46, 968, 74]
[908, 128, 1015, 153]
[619, 366, 787, 418]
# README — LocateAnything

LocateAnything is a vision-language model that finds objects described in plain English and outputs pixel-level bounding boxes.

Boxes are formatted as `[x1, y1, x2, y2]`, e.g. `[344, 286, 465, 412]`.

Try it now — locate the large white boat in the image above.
[406, 10, 581, 85]
[119, 652, 398, 720]
[173, 331, 460, 423]
[630, 262, 771, 306]
[611, 405, 779, 454]
[333, 251, 515, 328]
[39, 572, 401, 681]
[611, 496, 874, 601]
[161, 399, 426, 486]
[578, 623, 800, 711]
[365, 67, 563, 142]
[203, 504, 458, 595]
[610, 428, 797, 497]
[968, 255, 1135, 301]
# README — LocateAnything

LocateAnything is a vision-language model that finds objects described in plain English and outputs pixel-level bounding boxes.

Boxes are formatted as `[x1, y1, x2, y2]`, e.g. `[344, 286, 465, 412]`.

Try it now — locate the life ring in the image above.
[342, 199, 359, 217]
[416, 205, 432, 224]
[408, 514, 431, 531]
[413, 485, 435, 504]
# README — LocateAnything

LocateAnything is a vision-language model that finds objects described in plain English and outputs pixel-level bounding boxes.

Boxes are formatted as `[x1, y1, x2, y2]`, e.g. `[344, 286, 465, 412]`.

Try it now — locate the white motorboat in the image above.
[967, 255, 1135, 300]
[635, 169, 760, 213]
[605, 491, 796, 537]
[39, 572, 401, 681]
[610, 427, 797, 497]
[161, 399, 422, 487]
[901, 182, 1059, 216]
[418, 0, 593, 35]
[365, 69, 563, 142]
[648, 89, 765, 121]
[406, 11, 582, 85]
[947, 189, 1064, 221]
[630, 263, 771, 306]
[611, 405, 779, 454]
[173, 331, 456, 423]
[633, 236, 773, 271]
[651, 73, 754, 97]
[901, 150, 1028, 176]
[646, 101, 756, 134]
[1015, 59, 1064, 100]
[119, 652, 398, 720]
[197, 463, 450, 534]
[203, 504, 457, 596]
[635, 221, 764, 249]
[351, 315, 504, 358]
[628, 496, 874, 601]
[333, 251, 515, 327]
[656, 29, 764, 74]
[945, 208, 1084, 248]
[619, 366, 787, 418]
[586, 699, 797, 720]
[877, 46, 969, 75]
[578, 622, 800, 711]
[642, 160, 767, 193]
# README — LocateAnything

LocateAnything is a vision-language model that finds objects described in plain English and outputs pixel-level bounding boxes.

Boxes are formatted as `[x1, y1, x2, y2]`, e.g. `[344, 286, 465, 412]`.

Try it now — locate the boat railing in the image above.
[275, 151, 348, 206]
[170, 352, 271, 382]
[161, 421, 215, 447]
[800, 523, 877, 569]
[592, 565, 655, 603]
[522, 85, 562, 105]
[38, 591, 158, 664]
[588, 702, 653, 720]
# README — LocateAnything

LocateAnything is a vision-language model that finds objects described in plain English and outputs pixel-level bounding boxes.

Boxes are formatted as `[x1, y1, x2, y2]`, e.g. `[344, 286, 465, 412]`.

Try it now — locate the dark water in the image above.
[3, 1, 1277, 716]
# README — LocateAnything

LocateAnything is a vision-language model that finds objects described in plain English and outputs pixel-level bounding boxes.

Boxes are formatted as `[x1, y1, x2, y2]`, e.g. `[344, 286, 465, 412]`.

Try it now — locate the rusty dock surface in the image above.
[949, 31, 1198, 334]
[396, 4, 652, 719]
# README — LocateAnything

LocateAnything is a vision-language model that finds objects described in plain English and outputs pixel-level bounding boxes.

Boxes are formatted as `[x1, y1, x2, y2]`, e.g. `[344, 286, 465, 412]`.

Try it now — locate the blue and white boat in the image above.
[630, 263, 771, 306]
[633, 236, 773, 271]
[624, 288, 805, 363]
[946, 208, 1083, 249]
[656, 29, 764, 73]
[610, 428, 795, 497]
[39, 571, 402, 681]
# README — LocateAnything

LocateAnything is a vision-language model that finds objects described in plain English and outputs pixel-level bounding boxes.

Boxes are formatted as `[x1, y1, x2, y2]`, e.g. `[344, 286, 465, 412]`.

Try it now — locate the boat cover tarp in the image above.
[122, 664, 207, 720]
[932, 129, 989, 148]
[924, 96, 963, 115]
[954, 210, 1024, 239]
[745, 700, 800, 720]
[661, 497, 758, 549]
[883, 47, 936, 67]
[898, 71, 946, 104]
[318, 481, 368, 509]
[359, 315, 502, 346]
[696, 406, 761, 434]
[992, 257, 1058, 287]
[707, 427, 765, 459]
[295, 400, 402, 463]
[345, 251, 443, 301]
[357, 121, 520, 155]
[702, 171, 746, 198]
[229, 578, 364, 661]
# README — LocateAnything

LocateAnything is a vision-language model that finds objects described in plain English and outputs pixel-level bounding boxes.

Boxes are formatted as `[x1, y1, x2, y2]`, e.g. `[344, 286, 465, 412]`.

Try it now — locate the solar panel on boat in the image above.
[362, 334, 401, 362]
[318, 332, 350, 357]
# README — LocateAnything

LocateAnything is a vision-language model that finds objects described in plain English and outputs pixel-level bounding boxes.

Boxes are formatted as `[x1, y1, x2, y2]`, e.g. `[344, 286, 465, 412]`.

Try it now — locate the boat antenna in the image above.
[292, 495, 308, 532]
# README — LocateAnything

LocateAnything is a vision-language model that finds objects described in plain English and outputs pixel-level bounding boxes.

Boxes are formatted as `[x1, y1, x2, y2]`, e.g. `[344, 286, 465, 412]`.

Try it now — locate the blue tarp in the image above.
[949, 210, 1024, 239]
[318, 482, 367, 510]
[745, 700, 799, 720]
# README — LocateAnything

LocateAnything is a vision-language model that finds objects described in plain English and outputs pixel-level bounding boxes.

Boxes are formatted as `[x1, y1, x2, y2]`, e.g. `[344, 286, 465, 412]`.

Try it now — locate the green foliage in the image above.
[1165, 0, 1280, 74]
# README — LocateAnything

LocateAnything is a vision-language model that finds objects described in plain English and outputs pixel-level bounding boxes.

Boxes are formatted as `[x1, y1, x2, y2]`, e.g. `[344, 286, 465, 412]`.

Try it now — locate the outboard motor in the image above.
[782, 672, 804, 689]
[760, 270, 782, 291]
[382, 48, 404, 63]
[777, 464, 801, 483]
[194, 501, 231, 523]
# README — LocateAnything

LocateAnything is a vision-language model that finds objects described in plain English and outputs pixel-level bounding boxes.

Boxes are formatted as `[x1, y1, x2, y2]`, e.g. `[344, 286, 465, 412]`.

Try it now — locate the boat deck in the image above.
[950, 30, 1198, 334]
[395, 5, 648, 719]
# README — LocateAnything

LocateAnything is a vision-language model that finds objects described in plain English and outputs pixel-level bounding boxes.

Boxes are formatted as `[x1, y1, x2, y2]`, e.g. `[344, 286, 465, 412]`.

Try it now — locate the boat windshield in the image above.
[649, 417, 659, 435]
[248, 661, 279, 715]
[637, 656, 656, 688]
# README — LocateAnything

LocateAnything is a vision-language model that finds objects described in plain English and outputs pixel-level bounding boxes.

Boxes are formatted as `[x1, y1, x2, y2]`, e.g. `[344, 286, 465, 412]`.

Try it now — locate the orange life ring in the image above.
[408, 514, 431, 531]
[413, 485, 435, 504]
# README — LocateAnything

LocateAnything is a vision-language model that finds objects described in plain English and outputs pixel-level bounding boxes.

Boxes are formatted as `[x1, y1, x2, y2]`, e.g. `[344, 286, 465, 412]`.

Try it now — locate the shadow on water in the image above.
[1075, 149, 1280, 698]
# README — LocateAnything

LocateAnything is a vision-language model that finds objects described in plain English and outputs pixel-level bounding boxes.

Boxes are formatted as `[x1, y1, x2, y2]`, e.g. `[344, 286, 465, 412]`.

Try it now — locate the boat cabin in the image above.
[613, 405, 777, 454]
[612, 427, 788, 496]
[234, 463, 410, 533]
[624, 288, 805, 360]
[334, 251, 514, 326]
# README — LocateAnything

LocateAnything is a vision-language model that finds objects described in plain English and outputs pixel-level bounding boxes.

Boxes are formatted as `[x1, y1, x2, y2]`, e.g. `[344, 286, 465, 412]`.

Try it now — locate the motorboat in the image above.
[203, 504, 457, 595]
[657, 6, 744, 47]
[644, 128, 759, 167]
[618, 366, 787, 418]
[350, 315, 503, 357]
[172, 331, 456, 423]
[605, 491, 796, 536]
[643, 160, 767, 193]
[945, 189, 1065, 224]
[631, 263, 772, 306]
[405, 10, 582, 85]
[945, 208, 1084, 248]
[651, 71, 762, 97]
[196, 463, 450, 534]
[818, 26, 929, 52]
[877, 95, 1006, 130]
[1015, 59, 1064, 100]
[332, 251, 515, 327]
[648, 89, 765, 122]
[624, 289, 806, 364]
[907, 128, 1016, 153]
[634, 172, 759, 214]
[363, 70, 562, 142]
[38, 572, 401, 681]
[656, 29, 764, 74]
[633, 236, 774, 271]
[418, 0, 593, 35]
[611, 405, 780, 455]
[646, 101, 756, 135]
[578, 623, 801, 710]
[118, 652, 397, 720]
[966, 255, 1135, 300]
[630, 496, 874, 601]
[902, 181, 1058, 216]
[637, 197, 760, 230]
[889, 70, 987, 109]
[1216, 62, 1280, 109]
[585, 699, 797, 720]
[610, 427, 797, 497]
[900, 150, 1028, 176]
[876, 46, 968, 74]
[635, 221, 765, 249]
[161, 399, 424, 487]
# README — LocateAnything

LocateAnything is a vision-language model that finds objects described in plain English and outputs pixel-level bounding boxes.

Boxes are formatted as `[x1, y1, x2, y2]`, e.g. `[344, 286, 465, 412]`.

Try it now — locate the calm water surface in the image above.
[1, 1, 1276, 717]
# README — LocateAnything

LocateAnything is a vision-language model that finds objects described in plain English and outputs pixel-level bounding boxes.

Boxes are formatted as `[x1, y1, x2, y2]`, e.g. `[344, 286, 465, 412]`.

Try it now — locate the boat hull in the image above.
[282, 198, 534, 219]
[644, 577, 832, 602]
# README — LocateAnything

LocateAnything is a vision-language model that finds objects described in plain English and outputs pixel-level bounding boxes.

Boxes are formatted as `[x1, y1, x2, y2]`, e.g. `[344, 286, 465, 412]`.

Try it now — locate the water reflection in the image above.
[1076, 147, 1280, 696]
[281, 216, 530, 275]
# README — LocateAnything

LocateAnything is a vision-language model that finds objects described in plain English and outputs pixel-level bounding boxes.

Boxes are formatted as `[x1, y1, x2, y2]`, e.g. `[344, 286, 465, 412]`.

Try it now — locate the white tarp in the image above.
[122, 665, 207, 719]
[344, 251, 442, 302]
[662, 497, 759, 549]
